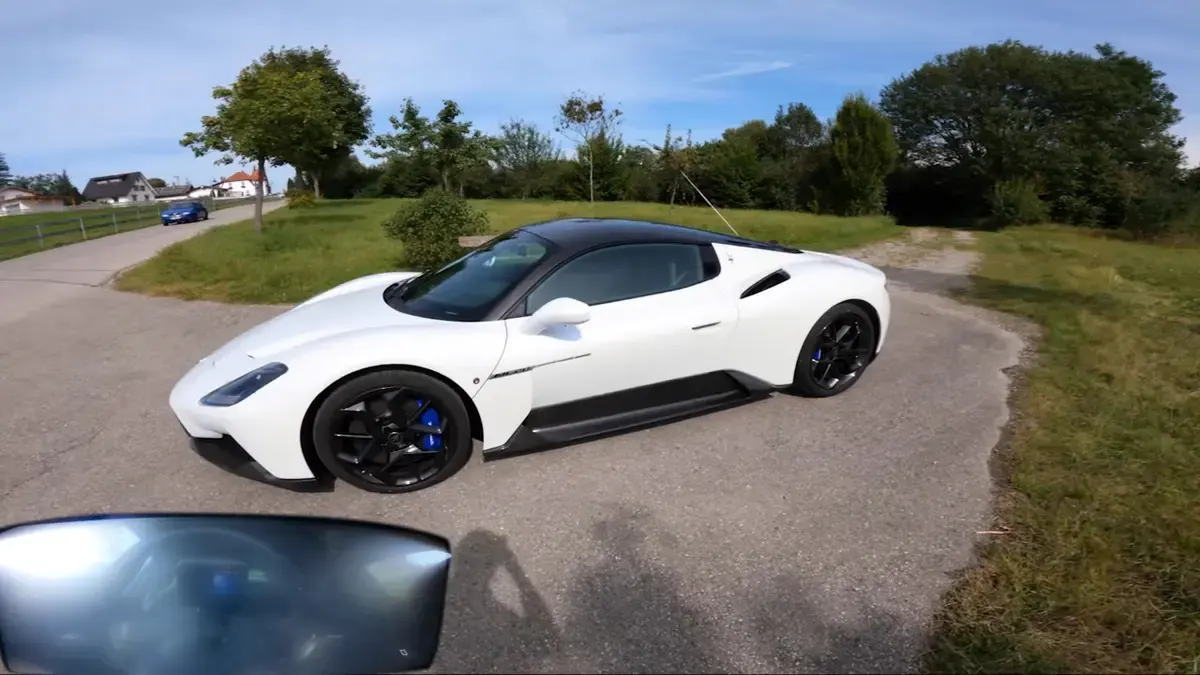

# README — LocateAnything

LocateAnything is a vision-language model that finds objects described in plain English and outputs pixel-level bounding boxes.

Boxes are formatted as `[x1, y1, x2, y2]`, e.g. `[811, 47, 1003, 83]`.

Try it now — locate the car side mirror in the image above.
[524, 297, 591, 334]
[0, 514, 451, 674]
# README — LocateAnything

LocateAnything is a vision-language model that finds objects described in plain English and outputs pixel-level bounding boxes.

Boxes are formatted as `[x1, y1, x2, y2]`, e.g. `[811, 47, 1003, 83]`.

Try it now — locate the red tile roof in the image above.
[223, 170, 263, 183]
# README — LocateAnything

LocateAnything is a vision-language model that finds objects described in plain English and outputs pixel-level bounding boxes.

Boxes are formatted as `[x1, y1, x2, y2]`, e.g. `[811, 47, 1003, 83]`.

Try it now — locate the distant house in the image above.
[0, 186, 67, 216]
[187, 184, 229, 199]
[81, 172, 157, 204]
[216, 169, 270, 198]
[153, 184, 194, 201]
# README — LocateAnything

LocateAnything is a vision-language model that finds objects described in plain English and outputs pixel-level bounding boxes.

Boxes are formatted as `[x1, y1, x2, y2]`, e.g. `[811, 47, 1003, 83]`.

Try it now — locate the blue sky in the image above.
[2, 0, 1198, 190]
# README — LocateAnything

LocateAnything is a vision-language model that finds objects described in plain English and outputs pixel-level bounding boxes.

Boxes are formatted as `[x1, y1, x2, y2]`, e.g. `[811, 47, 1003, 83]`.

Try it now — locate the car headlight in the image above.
[200, 362, 289, 407]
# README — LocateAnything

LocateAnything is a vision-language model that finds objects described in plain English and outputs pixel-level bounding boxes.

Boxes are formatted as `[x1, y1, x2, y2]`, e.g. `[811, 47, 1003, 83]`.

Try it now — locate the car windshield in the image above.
[384, 230, 554, 322]
[169, 202, 197, 210]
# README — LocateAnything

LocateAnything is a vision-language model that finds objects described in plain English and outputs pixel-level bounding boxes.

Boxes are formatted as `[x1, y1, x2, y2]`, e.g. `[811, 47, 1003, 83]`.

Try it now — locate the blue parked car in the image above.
[160, 200, 209, 226]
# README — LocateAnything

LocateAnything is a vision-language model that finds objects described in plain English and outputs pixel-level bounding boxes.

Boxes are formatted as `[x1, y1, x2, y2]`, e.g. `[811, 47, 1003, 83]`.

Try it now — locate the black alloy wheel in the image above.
[790, 302, 878, 398]
[311, 370, 472, 493]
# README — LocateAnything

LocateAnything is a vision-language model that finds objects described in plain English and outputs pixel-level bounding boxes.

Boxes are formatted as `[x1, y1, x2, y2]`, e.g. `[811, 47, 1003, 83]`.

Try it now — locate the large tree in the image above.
[881, 41, 1186, 226]
[257, 46, 371, 198]
[182, 50, 340, 231]
[8, 171, 79, 201]
[371, 99, 493, 195]
[825, 94, 898, 216]
[0, 152, 10, 187]
[494, 119, 558, 198]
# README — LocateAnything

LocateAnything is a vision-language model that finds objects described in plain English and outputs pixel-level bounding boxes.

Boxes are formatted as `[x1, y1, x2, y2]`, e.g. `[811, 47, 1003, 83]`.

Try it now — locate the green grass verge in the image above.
[0, 197, 259, 262]
[925, 226, 1200, 674]
[114, 198, 903, 304]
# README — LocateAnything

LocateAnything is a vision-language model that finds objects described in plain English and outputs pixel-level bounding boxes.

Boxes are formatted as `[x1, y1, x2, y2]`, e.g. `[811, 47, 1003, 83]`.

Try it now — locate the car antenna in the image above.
[640, 136, 740, 237]
[679, 170, 740, 237]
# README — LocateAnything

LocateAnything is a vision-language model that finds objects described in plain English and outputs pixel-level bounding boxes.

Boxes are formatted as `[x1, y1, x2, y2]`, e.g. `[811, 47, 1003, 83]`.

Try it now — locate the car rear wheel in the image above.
[311, 369, 472, 493]
[790, 302, 877, 398]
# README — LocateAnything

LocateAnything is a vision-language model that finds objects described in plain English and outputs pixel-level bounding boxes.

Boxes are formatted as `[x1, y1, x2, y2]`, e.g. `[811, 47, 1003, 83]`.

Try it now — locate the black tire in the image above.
[311, 369, 472, 494]
[790, 302, 878, 398]
[201, 211, 209, 221]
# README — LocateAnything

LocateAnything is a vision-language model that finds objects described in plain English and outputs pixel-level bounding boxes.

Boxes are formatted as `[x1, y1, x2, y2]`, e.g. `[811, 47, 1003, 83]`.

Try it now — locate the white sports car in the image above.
[170, 218, 891, 494]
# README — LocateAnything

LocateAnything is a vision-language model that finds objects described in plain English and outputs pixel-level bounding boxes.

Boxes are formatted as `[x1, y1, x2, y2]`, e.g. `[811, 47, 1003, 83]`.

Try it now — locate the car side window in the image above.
[523, 243, 717, 316]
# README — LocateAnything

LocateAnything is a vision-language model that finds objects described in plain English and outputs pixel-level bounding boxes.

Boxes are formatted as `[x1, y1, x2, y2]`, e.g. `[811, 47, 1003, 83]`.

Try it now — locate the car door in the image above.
[493, 242, 737, 410]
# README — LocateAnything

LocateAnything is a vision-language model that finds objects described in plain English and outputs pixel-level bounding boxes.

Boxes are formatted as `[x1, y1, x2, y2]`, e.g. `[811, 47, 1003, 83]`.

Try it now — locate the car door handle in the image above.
[691, 321, 721, 331]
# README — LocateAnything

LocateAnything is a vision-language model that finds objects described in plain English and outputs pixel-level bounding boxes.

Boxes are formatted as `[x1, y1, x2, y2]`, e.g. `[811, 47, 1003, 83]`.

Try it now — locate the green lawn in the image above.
[0, 197, 259, 262]
[114, 198, 903, 303]
[925, 226, 1200, 674]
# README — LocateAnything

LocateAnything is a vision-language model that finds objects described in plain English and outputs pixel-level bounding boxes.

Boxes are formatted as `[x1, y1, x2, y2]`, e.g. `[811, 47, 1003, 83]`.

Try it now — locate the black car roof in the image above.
[518, 218, 803, 254]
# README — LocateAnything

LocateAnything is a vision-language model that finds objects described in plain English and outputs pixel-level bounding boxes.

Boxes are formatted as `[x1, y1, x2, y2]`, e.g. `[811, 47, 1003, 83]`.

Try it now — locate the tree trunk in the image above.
[311, 172, 322, 199]
[441, 170, 451, 191]
[587, 141, 595, 204]
[253, 157, 265, 233]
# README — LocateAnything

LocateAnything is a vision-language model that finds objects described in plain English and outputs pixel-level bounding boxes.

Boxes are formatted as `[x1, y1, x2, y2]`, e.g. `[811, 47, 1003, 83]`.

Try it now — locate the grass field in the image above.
[925, 226, 1200, 674]
[115, 198, 903, 303]
[0, 197, 260, 262]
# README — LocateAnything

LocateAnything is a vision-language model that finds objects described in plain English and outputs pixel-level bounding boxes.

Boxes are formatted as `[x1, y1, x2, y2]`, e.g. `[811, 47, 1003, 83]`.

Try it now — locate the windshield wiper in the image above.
[383, 279, 410, 303]
[394, 276, 422, 302]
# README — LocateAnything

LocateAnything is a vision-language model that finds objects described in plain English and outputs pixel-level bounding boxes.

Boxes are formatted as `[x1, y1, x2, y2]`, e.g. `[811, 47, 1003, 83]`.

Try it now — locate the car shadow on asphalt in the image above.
[433, 507, 917, 674]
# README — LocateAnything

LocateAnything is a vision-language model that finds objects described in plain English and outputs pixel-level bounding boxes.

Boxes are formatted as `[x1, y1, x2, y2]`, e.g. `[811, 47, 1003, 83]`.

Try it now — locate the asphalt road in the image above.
[0, 222, 1025, 674]
[0, 200, 284, 327]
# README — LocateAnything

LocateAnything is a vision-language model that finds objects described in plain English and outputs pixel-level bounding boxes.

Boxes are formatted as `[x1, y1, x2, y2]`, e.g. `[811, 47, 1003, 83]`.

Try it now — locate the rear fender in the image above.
[728, 258, 889, 386]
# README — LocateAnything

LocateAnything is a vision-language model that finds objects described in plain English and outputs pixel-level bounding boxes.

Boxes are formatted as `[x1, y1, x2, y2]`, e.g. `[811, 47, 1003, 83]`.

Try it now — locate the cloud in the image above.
[694, 61, 793, 83]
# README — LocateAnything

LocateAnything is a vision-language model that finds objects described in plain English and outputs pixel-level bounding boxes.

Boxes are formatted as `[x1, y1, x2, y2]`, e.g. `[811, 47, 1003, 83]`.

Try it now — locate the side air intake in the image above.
[740, 270, 791, 299]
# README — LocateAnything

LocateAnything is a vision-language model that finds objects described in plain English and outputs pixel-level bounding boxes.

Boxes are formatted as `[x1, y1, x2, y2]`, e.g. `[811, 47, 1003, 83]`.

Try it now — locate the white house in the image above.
[216, 169, 270, 198]
[187, 185, 228, 199]
[0, 186, 67, 216]
[80, 172, 157, 204]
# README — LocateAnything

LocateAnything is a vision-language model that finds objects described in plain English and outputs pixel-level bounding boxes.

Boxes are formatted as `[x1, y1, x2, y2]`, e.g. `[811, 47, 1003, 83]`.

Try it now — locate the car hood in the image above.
[207, 272, 428, 363]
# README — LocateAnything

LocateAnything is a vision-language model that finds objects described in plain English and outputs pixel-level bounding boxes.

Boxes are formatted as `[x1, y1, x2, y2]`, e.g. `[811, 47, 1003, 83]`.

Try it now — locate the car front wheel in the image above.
[310, 369, 473, 493]
[790, 302, 878, 398]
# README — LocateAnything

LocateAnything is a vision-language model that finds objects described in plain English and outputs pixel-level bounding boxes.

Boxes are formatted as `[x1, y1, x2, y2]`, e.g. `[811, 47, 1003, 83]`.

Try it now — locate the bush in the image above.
[382, 189, 489, 271]
[1051, 194, 1103, 226]
[1124, 182, 1200, 240]
[989, 179, 1048, 227]
[286, 189, 316, 209]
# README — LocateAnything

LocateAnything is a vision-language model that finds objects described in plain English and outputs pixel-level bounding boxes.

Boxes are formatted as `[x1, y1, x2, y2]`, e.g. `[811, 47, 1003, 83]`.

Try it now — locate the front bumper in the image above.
[170, 353, 323, 482]
[187, 432, 333, 493]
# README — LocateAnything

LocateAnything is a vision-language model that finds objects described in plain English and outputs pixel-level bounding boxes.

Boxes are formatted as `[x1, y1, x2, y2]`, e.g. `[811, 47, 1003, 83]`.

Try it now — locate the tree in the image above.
[182, 50, 339, 232]
[50, 171, 78, 202]
[6, 171, 76, 200]
[371, 99, 493, 195]
[258, 46, 371, 198]
[647, 125, 700, 207]
[565, 130, 626, 201]
[0, 152, 10, 187]
[494, 119, 558, 198]
[880, 41, 1185, 226]
[555, 91, 623, 204]
[147, 177, 167, 188]
[825, 94, 898, 216]
[767, 103, 824, 159]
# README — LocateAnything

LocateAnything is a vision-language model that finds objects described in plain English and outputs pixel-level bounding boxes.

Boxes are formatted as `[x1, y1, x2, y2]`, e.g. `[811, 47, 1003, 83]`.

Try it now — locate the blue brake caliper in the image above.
[415, 400, 443, 451]
[812, 347, 822, 362]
